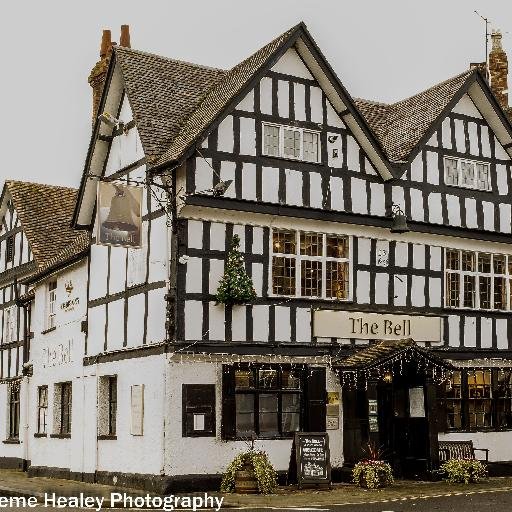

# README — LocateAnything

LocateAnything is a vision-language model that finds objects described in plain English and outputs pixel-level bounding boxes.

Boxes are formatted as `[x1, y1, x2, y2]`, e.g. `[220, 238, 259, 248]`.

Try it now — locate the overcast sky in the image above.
[1, 0, 511, 188]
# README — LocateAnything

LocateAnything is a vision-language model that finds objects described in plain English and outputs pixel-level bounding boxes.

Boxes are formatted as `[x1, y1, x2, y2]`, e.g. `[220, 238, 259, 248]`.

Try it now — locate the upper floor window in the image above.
[263, 123, 320, 163]
[445, 249, 512, 310]
[5, 236, 14, 263]
[4, 306, 16, 344]
[272, 229, 350, 300]
[46, 280, 57, 330]
[444, 157, 491, 191]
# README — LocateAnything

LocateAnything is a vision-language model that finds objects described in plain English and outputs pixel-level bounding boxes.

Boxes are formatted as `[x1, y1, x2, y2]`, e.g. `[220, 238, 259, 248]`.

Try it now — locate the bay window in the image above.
[272, 229, 350, 300]
[263, 123, 320, 163]
[445, 249, 511, 310]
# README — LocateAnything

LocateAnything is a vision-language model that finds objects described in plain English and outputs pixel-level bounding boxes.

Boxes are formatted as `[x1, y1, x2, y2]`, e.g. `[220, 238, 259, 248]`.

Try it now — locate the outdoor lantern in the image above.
[390, 204, 409, 234]
[383, 371, 393, 383]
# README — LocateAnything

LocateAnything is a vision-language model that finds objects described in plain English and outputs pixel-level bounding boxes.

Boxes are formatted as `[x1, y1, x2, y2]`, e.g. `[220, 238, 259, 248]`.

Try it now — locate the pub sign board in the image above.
[294, 432, 331, 488]
[97, 182, 142, 248]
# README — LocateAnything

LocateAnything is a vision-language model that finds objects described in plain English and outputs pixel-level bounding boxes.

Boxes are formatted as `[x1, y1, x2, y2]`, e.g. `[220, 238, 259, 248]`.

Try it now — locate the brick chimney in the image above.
[88, 26, 131, 124]
[489, 30, 509, 110]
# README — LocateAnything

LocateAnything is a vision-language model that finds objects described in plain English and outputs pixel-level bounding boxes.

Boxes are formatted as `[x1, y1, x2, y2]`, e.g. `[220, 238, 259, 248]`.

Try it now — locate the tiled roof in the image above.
[6, 181, 90, 273]
[355, 69, 475, 163]
[115, 47, 226, 163]
[154, 24, 300, 167]
[337, 339, 453, 371]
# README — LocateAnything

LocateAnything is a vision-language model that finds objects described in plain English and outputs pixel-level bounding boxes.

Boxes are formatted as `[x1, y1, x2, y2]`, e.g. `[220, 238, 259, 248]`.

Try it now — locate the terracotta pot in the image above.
[235, 462, 259, 494]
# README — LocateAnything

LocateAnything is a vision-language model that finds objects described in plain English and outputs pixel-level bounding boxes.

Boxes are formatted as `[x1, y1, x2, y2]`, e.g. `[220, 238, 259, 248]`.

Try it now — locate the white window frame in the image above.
[46, 280, 57, 330]
[269, 229, 352, 301]
[262, 122, 321, 163]
[444, 249, 511, 311]
[3, 306, 16, 344]
[443, 156, 491, 192]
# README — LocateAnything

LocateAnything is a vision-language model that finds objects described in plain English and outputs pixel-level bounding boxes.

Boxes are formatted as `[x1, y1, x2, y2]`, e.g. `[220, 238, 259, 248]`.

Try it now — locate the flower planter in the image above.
[358, 470, 390, 489]
[353, 460, 394, 489]
[234, 462, 259, 494]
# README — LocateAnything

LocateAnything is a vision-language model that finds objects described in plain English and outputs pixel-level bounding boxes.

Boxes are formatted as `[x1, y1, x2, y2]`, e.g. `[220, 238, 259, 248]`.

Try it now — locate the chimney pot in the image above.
[489, 28, 509, 110]
[120, 25, 131, 48]
[100, 29, 112, 58]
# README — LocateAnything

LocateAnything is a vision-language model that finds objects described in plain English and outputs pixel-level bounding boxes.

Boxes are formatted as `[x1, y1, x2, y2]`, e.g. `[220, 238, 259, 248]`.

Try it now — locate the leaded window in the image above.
[234, 366, 303, 438]
[8, 384, 20, 439]
[445, 249, 511, 310]
[262, 123, 320, 163]
[60, 382, 72, 435]
[496, 371, 512, 428]
[46, 280, 57, 330]
[444, 157, 490, 191]
[37, 386, 48, 434]
[272, 229, 350, 299]
[467, 370, 492, 429]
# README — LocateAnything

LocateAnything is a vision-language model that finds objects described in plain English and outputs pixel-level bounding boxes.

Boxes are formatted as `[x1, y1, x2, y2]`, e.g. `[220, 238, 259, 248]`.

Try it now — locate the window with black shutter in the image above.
[305, 367, 326, 432]
[182, 384, 216, 437]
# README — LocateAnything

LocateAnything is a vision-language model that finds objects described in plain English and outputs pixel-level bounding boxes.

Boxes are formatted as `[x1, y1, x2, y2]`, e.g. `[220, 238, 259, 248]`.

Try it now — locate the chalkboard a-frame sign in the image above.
[291, 432, 331, 489]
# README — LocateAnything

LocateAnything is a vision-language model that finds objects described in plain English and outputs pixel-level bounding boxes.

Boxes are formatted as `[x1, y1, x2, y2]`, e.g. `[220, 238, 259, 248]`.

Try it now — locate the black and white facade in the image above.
[3, 22, 512, 489]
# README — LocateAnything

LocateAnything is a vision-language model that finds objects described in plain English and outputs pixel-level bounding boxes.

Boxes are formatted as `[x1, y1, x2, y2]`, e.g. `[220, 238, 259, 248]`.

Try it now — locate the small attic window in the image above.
[5, 236, 14, 263]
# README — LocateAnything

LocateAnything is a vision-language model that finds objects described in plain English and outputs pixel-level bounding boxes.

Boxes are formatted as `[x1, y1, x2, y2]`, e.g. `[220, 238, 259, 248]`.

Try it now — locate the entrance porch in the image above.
[336, 339, 454, 478]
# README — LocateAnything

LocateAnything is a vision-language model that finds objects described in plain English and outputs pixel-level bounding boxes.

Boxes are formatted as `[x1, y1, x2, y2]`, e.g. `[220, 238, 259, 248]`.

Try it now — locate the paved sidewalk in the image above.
[1, 469, 512, 508]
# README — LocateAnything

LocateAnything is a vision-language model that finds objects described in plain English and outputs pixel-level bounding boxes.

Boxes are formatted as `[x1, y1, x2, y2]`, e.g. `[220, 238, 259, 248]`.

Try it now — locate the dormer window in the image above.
[444, 157, 491, 191]
[263, 123, 320, 163]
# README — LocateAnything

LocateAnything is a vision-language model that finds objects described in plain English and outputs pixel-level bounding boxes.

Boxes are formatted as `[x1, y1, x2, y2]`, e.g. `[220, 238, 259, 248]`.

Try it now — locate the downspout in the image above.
[161, 168, 177, 477]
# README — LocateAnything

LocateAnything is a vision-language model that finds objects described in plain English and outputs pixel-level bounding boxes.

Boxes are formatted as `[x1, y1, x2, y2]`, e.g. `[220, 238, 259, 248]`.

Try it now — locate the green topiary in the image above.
[215, 235, 257, 305]
[220, 450, 278, 494]
[440, 458, 488, 484]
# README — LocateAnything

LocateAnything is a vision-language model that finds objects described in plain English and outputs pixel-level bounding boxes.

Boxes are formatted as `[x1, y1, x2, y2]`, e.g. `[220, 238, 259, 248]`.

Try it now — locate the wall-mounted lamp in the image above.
[390, 204, 409, 234]
[212, 180, 233, 197]
[383, 371, 393, 384]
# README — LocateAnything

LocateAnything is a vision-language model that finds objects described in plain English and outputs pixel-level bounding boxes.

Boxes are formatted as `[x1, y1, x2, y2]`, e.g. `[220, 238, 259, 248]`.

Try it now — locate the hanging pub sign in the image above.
[290, 433, 331, 489]
[97, 182, 142, 248]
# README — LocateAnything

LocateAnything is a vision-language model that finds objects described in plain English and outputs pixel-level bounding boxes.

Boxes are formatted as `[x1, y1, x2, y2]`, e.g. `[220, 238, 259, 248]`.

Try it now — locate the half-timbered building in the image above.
[4, 22, 512, 490]
[0, 181, 88, 471]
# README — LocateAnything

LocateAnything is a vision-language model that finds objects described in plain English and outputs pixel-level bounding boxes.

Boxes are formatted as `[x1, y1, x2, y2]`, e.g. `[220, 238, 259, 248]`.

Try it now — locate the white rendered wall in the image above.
[439, 431, 512, 462]
[164, 361, 343, 476]
[28, 261, 88, 472]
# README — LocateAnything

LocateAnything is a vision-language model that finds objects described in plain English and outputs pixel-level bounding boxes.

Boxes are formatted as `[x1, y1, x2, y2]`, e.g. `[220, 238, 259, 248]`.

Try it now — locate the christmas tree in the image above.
[216, 234, 257, 305]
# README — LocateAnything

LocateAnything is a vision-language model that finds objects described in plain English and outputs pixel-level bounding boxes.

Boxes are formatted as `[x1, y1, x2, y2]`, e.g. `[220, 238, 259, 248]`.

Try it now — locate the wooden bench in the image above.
[438, 440, 489, 463]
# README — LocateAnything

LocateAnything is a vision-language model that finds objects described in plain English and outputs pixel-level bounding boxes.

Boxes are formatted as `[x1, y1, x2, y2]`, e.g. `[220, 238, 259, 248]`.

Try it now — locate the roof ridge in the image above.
[5, 180, 78, 192]
[114, 46, 226, 73]
[391, 68, 475, 107]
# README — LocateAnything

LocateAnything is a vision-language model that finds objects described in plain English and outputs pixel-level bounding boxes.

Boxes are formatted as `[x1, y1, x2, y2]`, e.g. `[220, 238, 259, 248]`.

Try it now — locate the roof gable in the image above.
[356, 69, 512, 167]
[153, 23, 393, 180]
[3, 181, 89, 272]
[116, 47, 225, 162]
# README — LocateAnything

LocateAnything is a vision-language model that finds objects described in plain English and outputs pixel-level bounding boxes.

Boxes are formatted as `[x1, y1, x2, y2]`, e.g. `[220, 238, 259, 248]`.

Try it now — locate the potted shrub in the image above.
[220, 450, 278, 494]
[440, 458, 488, 484]
[352, 443, 394, 489]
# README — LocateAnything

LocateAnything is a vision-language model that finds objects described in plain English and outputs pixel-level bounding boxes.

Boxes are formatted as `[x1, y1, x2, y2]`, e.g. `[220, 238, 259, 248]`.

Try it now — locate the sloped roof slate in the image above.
[355, 69, 475, 163]
[115, 47, 226, 163]
[6, 181, 90, 272]
[153, 24, 300, 167]
[337, 339, 453, 371]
